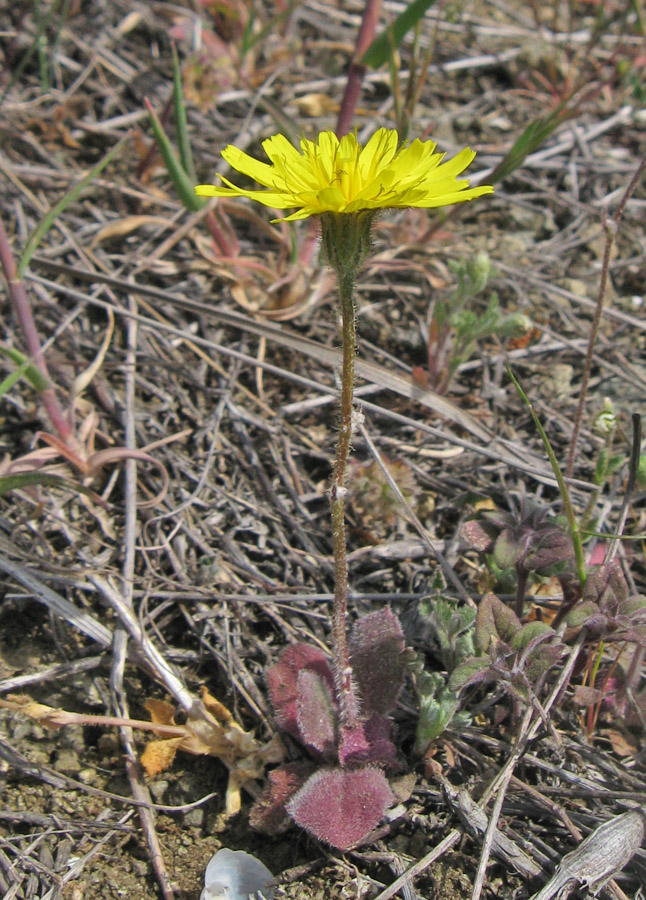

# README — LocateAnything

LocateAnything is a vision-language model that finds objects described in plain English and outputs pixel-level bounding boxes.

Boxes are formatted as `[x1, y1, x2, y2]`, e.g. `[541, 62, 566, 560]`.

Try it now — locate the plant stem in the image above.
[330, 266, 360, 728]
[336, 0, 382, 136]
[0, 215, 74, 446]
[565, 157, 646, 480]
[321, 211, 374, 728]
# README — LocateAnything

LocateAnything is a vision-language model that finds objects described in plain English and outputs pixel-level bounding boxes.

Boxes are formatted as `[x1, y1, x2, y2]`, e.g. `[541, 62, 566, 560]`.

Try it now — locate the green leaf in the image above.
[171, 44, 196, 184]
[489, 105, 570, 183]
[475, 593, 521, 652]
[594, 448, 625, 485]
[0, 471, 100, 500]
[0, 345, 50, 393]
[145, 99, 205, 213]
[414, 671, 460, 751]
[361, 0, 439, 69]
[448, 656, 491, 692]
[510, 620, 552, 652]
[17, 136, 128, 277]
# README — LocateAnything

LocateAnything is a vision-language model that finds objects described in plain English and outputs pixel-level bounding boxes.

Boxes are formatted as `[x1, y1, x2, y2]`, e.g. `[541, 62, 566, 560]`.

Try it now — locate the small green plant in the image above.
[418, 251, 530, 394]
[408, 581, 476, 752]
[580, 398, 646, 531]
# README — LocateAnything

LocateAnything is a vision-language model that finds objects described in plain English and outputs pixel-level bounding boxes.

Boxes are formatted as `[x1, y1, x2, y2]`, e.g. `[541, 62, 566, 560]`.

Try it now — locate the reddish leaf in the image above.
[296, 669, 337, 758]
[266, 643, 334, 741]
[249, 762, 314, 835]
[349, 608, 405, 714]
[461, 519, 495, 551]
[287, 767, 394, 850]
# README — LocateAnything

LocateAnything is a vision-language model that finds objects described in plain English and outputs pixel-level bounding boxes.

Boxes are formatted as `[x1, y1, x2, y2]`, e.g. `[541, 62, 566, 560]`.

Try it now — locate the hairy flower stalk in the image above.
[197, 128, 493, 728]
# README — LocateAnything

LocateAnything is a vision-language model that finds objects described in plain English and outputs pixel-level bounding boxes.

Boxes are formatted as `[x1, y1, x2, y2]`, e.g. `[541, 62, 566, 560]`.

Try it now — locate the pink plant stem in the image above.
[0, 215, 74, 444]
[336, 0, 382, 136]
[205, 208, 238, 257]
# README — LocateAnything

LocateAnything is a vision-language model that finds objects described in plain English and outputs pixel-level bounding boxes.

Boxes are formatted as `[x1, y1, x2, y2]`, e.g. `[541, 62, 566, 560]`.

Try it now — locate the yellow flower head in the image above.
[196, 128, 493, 221]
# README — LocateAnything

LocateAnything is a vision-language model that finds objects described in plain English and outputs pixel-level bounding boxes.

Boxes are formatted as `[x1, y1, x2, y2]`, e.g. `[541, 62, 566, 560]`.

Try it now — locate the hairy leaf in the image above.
[449, 657, 493, 692]
[349, 608, 405, 714]
[296, 669, 337, 757]
[266, 643, 335, 741]
[249, 762, 315, 835]
[510, 620, 553, 652]
[287, 767, 393, 850]
[475, 593, 521, 652]
[338, 714, 396, 767]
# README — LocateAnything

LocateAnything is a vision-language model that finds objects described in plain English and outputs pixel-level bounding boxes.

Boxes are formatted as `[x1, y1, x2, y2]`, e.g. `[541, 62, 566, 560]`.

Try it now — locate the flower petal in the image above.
[195, 129, 493, 219]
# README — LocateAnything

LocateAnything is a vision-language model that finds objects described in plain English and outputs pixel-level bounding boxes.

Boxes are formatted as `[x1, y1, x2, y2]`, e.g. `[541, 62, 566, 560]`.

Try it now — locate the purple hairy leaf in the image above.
[287, 766, 394, 850]
[363, 713, 398, 766]
[525, 528, 573, 572]
[266, 643, 335, 741]
[461, 519, 495, 551]
[336, 715, 397, 767]
[583, 562, 629, 612]
[349, 608, 405, 713]
[296, 669, 337, 757]
[250, 762, 315, 835]
[475, 593, 521, 652]
[338, 722, 371, 766]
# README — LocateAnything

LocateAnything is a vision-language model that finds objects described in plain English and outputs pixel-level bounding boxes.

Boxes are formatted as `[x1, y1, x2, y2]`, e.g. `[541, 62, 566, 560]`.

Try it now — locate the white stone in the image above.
[200, 849, 274, 900]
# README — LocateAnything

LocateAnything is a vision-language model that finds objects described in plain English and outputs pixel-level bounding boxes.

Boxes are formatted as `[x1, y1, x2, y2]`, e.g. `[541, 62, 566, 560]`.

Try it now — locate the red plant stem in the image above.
[205, 208, 238, 258]
[0, 214, 74, 444]
[336, 0, 382, 136]
[330, 266, 360, 728]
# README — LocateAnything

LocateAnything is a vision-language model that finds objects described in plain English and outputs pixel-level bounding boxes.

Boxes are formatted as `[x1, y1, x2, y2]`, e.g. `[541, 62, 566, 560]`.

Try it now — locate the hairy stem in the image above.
[330, 267, 360, 727]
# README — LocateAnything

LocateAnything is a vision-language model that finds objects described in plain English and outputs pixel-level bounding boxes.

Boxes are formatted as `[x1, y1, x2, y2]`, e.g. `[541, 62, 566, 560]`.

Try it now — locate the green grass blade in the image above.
[1, 0, 62, 105]
[361, 0, 438, 69]
[17, 135, 128, 278]
[145, 99, 204, 213]
[172, 44, 196, 184]
[0, 471, 101, 499]
[506, 364, 587, 588]
[34, 0, 51, 92]
[240, 1, 297, 58]
[489, 105, 570, 183]
[0, 345, 51, 393]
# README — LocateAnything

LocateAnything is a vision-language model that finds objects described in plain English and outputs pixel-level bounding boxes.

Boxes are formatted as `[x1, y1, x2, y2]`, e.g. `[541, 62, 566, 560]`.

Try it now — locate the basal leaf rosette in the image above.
[253, 609, 406, 850]
[196, 128, 493, 221]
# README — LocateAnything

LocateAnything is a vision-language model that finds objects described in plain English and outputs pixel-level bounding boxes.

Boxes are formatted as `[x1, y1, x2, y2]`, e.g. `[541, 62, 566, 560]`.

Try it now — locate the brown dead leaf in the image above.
[0, 694, 69, 728]
[141, 737, 184, 777]
[90, 216, 170, 247]
[294, 93, 336, 117]
[572, 685, 604, 706]
[200, 685, 236, 726]
[601, 728, 638, 757]
[144, 698, 177, 726]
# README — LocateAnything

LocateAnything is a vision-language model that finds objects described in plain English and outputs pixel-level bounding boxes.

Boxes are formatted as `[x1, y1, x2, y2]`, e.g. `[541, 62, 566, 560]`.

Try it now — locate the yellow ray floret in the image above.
[196, 128, 493, 221]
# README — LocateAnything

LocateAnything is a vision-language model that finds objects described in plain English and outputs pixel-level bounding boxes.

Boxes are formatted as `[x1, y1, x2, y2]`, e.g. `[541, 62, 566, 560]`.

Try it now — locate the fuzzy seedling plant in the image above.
[250, 608, 406, 850]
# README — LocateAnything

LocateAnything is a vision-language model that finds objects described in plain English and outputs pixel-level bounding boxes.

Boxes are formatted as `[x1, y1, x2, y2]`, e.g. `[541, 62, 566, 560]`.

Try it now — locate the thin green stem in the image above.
[330, 268, 360, 728]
